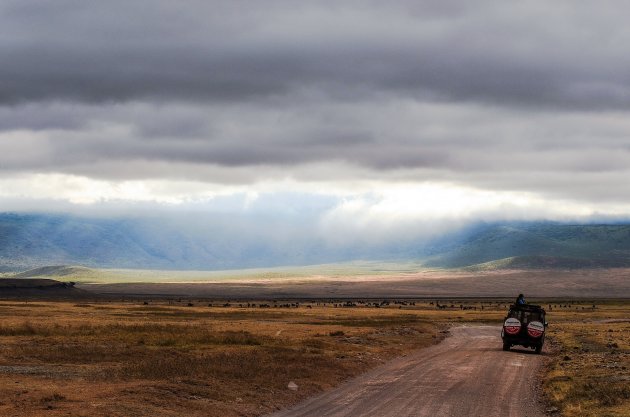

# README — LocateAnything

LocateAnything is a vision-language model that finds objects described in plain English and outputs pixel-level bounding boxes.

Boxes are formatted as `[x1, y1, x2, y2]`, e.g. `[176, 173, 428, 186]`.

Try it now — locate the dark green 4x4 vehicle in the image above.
[501, 304, 547, 354]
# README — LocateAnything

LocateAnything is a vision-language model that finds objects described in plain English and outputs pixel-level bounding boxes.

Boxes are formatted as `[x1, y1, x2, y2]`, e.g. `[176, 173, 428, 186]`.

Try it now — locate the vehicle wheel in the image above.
[535, 344, 542, 354]
[503, 342, 510, 351]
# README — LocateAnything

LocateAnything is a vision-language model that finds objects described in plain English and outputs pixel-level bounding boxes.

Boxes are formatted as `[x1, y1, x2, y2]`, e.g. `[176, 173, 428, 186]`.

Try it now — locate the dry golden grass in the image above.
[0, 298, 627, 416]
[543, 301, 630, 417]
[0, 299, 457, 417]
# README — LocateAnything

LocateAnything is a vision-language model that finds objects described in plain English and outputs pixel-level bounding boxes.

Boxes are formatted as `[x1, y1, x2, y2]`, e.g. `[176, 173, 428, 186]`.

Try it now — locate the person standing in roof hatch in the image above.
[516, 294, 526, 305]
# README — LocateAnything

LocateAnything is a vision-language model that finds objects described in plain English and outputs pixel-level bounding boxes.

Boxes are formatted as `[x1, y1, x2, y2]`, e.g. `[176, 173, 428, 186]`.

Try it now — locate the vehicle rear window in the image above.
[508, 309, 543, 324]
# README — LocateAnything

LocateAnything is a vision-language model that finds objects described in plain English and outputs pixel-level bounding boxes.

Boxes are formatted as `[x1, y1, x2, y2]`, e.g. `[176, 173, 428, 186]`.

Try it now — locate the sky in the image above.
[2, 0, 630, 237]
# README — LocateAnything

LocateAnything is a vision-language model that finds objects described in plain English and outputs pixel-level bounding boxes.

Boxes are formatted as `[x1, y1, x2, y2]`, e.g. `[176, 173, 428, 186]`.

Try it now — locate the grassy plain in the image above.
[0, 298, 627, 416]
[0, 299, 449, 417]
[5, 262, 427, 284]
[543, 301, 630, 417]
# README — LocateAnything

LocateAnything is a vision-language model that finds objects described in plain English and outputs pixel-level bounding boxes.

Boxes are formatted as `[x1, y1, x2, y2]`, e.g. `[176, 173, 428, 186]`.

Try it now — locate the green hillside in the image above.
[427, 224, 630, 268]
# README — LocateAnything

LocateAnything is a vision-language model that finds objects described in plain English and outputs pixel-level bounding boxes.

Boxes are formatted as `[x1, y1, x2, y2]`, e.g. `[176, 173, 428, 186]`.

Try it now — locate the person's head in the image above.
[518, 293, 524, 299]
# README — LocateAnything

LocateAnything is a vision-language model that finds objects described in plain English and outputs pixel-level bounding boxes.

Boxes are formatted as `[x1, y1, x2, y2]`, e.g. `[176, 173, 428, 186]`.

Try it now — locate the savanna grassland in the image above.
[543, 301, 630, 417]
[0, 298, 627, 417]
[0, 299, 448, 417]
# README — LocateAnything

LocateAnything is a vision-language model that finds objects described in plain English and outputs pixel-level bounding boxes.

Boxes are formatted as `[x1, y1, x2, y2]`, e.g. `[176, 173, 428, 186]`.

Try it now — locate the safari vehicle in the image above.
[501, 304, 547, 354]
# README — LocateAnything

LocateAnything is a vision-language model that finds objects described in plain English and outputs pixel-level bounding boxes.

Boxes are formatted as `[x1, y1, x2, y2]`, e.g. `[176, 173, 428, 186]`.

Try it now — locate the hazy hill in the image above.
[0, 213, 188, 271]
[2, 213, 630, 271]
[0, 213, 407, 271]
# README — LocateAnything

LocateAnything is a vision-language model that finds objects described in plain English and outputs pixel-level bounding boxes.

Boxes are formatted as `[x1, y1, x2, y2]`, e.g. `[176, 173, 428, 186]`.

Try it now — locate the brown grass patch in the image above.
[0, 300, 448, 416]
[543, 302, 630, 417]
[2, 298, 626, 416]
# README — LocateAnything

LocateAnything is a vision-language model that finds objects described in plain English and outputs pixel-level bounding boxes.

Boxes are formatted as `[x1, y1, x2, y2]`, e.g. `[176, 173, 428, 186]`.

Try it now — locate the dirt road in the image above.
[268, 326, 546, 417]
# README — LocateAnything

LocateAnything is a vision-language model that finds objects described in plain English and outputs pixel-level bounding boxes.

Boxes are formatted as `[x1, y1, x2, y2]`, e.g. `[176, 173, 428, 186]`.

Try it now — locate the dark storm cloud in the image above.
[2, 1, 630, 209]
[2, 0, 630, 108]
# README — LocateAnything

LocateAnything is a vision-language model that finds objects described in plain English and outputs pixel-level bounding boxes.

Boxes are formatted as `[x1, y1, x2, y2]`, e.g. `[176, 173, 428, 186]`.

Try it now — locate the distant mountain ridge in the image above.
[425, 223, 630, 268]
[2, 213, 630, 271]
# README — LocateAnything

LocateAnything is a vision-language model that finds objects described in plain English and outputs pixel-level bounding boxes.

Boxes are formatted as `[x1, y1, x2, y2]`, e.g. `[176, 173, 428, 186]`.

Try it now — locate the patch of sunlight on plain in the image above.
[10, 261, 430, 284]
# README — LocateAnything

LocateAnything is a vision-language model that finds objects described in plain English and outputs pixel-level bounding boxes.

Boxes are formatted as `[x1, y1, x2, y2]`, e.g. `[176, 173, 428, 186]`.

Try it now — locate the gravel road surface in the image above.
[268, 325, 546, 417]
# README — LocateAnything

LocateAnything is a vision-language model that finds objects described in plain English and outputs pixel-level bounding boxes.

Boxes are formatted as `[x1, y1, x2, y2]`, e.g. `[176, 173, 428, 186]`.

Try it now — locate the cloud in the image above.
[1, 1, 630, 223]
[2, 1, 630, 108]
[2, 99, 630, 205]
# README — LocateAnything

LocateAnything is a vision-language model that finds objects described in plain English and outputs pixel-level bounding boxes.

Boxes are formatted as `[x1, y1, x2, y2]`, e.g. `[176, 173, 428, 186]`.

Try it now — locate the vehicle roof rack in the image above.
[510, 303, 545, 312]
